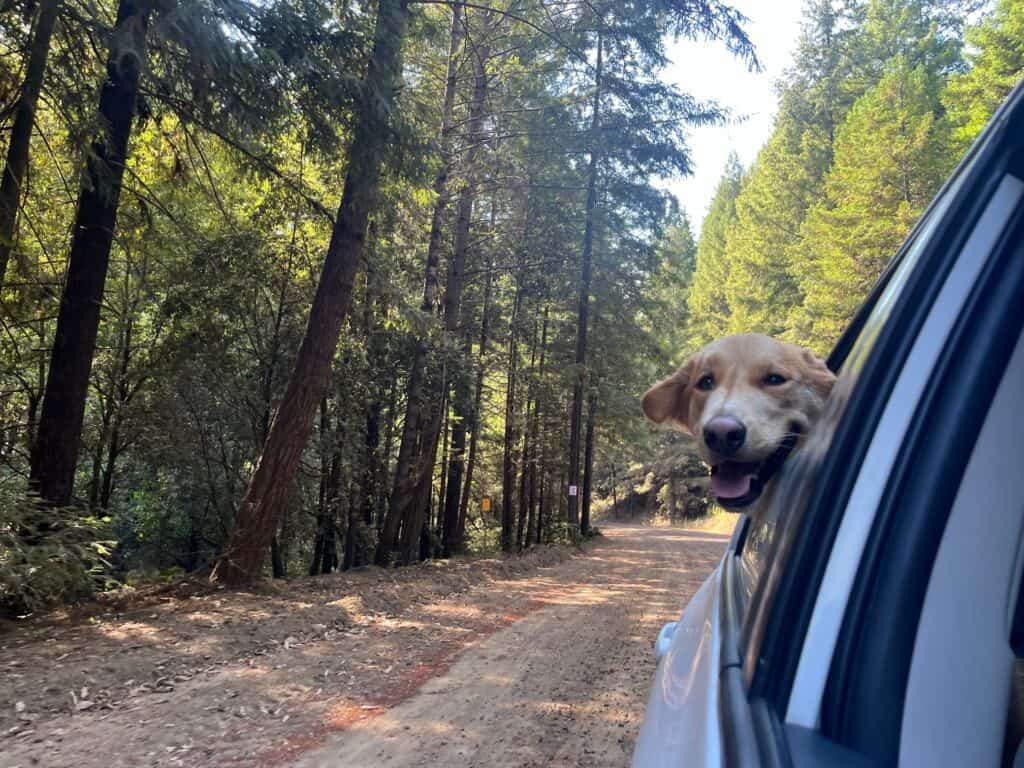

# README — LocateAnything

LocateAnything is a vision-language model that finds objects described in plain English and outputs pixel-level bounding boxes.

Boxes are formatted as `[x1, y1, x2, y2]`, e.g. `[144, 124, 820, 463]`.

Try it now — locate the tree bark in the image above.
[581, 390, 597, 535]
[311, 398, 335, 575]
[566, 32, 602, 541]
[270, 535, 285, 578]
[399, 385, 445, 563]
[441, 33, 489, 558]
[376, 3, 462, 567]
[436, 403, 450, 545]
[211, 0, 410, 584]
[500, 285, 521, 553]
[29, 0, 149, 508]
[349, 270, 385, 569]
[516, 319, 538, 550]
[537, 470, 546, 545]
[456, 249, 494, 548]
[524, 308, 547, 548]
[0, 0, 59, 284]
[99, 306, 135, 510]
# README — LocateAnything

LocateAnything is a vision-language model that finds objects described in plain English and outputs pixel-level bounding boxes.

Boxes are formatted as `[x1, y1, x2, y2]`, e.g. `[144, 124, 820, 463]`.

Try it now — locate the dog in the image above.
[642, 333, 836, 513]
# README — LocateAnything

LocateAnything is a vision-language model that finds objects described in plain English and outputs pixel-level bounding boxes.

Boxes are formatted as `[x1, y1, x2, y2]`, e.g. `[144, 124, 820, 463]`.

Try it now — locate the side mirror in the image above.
[655, 621, 678, 660]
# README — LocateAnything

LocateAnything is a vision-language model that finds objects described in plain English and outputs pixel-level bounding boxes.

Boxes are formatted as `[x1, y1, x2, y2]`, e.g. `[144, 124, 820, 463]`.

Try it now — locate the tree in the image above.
[29, 0, 151, 508]
[687, 155, 742, 346]
[0, 0, 60, 285]
[376, 2, 471, 566]
[944, 0, 1024, 149]
[564, 0, 757, 539]
[719, 117, 812, 337]
[790, 57, 952, 352]
[212, 0, 410, 584]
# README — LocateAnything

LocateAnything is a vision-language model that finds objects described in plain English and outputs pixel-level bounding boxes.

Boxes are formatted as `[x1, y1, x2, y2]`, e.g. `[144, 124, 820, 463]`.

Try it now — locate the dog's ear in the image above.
[642, 358, 695, 433]
[799, 348, 836, 399]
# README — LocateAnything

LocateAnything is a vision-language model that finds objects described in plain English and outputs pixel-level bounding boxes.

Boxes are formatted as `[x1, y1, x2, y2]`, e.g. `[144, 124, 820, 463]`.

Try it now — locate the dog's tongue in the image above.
[712, 462, 756, 500]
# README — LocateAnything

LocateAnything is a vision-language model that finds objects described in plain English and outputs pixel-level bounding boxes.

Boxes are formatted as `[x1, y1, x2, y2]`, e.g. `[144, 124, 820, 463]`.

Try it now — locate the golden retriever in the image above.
[642, 334, 836, 511]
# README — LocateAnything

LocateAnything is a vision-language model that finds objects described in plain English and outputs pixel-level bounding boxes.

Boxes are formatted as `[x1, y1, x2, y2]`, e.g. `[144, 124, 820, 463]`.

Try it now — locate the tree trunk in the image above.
[28, 0, 149, 508]
[88, 405, 113, 510]
[359, 231, 387, 539]
[99, 310, 134, 510]
[524, 308, 547, 548]
[311, 398, 336, 575]
[456, 206, 496, 548]
[399, 386, 445, 563]
[455, 275, 492, 548]
[500, 286, 521, 553]
[211, 0, 410, 584]
[537, 470, 546, 545]
[0, 0, 59, 284]
[321, 503, 338, 574]
[611, 462, 619, 518]
[516, 319, 539, 550]
[376, 3, 462, 567]
[441, 36, 489, 558]
[436, 403, 450, 545]
[566, 32, 602, 541]
[581, 390, 597, 535]
[310, 527, 325, 576]
[270, 535, 285, 578]
[351, 347, 384, 568]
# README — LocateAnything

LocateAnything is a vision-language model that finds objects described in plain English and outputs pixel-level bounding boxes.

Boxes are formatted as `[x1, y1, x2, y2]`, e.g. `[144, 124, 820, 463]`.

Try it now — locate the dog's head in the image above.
[642, 333, 835, 510]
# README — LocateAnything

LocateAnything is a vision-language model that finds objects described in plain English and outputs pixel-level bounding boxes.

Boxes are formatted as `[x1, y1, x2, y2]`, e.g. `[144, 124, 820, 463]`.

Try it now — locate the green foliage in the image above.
[0, 497, 112, 615]
[687, 154, 742, 347]
[791, 57, 953, 352]
[720, 118, 813, 337]
[682, 0, 992, 359]
[642, 0, 1019, 525]
[945, 0, 1024, 149]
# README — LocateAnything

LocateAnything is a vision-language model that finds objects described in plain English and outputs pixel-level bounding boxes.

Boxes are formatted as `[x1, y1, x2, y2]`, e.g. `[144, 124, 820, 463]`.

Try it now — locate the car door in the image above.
[719, 81, 1024, 767]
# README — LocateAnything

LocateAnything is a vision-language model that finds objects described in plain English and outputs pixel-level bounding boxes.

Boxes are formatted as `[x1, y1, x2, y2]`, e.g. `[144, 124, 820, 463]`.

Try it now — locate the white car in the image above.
[633, 81, 1024, 768]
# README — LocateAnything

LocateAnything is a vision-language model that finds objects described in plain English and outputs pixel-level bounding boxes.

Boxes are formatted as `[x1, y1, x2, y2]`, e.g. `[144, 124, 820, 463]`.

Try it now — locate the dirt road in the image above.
[1, 524, 728, 767]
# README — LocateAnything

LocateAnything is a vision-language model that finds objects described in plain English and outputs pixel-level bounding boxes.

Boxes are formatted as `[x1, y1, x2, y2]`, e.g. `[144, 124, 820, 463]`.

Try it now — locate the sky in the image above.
[660, 0, 806, 231]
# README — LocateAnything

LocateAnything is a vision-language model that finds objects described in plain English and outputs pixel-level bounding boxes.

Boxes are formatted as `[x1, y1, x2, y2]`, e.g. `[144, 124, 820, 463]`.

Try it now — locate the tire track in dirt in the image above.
[291, 525, 727, 768]
[0, 524, 728, 767]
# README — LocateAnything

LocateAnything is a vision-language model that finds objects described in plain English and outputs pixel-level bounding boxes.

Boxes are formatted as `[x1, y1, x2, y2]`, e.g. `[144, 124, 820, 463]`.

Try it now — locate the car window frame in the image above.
[820, 178, 1024, 764]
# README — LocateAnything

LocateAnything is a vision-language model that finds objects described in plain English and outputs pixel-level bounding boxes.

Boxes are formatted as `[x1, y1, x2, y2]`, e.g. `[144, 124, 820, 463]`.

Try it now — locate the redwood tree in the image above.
[376, 3, 464, 566]
[212, 0, 410, 584]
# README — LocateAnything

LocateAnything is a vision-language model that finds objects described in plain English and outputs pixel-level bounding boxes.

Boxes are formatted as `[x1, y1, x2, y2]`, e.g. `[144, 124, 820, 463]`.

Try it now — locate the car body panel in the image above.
[632, 558, 725, 768]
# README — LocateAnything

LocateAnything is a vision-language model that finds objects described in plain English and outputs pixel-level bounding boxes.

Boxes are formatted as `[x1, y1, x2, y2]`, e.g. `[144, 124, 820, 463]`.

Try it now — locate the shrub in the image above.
[0, 496, 113, 616]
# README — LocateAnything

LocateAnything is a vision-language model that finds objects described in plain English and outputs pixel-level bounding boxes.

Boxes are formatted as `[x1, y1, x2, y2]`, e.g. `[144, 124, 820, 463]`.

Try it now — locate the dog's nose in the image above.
[703, 416, 746, 456]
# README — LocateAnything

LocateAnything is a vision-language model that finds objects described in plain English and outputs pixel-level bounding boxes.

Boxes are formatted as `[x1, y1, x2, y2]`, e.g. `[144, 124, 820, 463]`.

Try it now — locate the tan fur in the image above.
[642, 333, 836, 470]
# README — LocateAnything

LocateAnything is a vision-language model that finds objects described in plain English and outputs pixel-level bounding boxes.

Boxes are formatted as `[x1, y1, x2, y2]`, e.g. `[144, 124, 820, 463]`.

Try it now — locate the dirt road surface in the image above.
[1, 524, 728, 767]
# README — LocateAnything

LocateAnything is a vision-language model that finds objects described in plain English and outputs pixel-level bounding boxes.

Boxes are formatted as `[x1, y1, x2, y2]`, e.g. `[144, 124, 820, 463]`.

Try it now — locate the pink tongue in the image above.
[712, 464, 754, 499]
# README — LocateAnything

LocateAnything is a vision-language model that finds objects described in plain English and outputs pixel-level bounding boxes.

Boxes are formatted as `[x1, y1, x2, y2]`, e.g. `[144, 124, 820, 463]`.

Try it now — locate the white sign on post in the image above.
[568, 485, 578, 497]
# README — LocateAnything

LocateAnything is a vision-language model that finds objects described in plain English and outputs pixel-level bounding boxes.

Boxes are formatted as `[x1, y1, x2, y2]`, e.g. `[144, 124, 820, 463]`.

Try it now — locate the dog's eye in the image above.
[763, 373, 787, 386]
[696, 374, 714, 391]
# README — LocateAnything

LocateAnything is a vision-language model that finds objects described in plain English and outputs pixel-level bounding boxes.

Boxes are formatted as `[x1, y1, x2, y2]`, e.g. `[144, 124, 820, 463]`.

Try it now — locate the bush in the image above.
[0, 496, 113, 616]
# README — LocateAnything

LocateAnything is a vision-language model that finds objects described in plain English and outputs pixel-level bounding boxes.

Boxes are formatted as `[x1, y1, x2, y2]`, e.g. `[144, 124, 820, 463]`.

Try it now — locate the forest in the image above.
[0, 0, 1021, 612]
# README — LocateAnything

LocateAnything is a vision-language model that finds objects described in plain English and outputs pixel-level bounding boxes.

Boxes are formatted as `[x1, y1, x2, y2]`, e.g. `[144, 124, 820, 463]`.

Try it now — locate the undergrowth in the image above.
[0, 494, 113, 616]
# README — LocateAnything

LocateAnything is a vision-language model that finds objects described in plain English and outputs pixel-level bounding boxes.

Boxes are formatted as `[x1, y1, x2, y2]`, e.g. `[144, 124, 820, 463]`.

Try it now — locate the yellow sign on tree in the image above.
[482, 496, 492, 512]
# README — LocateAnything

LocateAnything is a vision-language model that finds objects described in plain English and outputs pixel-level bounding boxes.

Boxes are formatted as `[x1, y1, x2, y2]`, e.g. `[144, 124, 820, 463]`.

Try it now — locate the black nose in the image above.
[703, 416, 747, 456]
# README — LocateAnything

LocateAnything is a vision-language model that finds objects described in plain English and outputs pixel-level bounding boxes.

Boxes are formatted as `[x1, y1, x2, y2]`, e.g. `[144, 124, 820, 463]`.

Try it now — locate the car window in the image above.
[736, 166, 966, 612]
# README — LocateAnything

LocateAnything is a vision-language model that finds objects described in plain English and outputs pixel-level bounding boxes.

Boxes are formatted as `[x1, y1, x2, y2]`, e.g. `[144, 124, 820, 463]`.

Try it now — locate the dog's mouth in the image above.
[710, 429, 800, 510]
